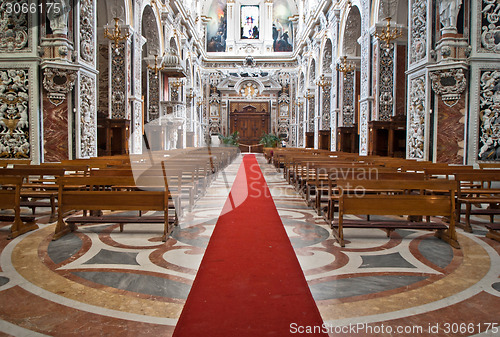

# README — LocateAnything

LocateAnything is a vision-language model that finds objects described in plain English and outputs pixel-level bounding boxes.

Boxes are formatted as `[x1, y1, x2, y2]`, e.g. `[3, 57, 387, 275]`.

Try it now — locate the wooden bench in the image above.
[0, 176, 37, 239]
[485, 223, 500, 242]
[53, 176, 177, 242]
[0, 159, 31, 167]
[455, 172, 500, 233]
[323, 171, 426, 220]
[331, 179, 459, 248]
[0, 167, 66, 221]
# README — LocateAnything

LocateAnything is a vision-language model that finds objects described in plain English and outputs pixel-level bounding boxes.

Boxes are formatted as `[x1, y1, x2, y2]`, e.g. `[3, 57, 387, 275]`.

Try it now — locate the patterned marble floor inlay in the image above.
[0, 153, 499, 337]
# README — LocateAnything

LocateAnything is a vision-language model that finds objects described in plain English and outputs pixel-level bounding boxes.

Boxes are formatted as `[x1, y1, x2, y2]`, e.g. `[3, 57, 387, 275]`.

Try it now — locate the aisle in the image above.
[173, 154, 327, 337]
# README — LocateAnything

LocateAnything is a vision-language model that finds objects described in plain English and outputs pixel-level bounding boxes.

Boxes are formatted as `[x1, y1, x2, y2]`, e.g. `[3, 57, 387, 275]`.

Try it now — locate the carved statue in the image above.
[47, 0, 71, 35]
[438, 0, 462, 30]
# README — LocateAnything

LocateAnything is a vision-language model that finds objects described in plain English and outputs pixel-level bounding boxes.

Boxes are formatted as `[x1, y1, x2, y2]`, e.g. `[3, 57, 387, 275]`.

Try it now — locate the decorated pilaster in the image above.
[373, 39, 395, 121]
[356, 0, 371, 155]
[264, 0, 274, 52]
[330, 8, 340, 151]
[305, 88, 315, 132]
[277, 71, 291, 139]
[108, 27, 133, 120]
[226, 0, 235, 52]
[0, 0, 40, 163]
[468, 0, 500, 163]
[340, 68, 355, 127]
[297, 98, 305, 147]
[74, 0, 98, 158]
[429, 0, 468, 164]
[40, 0, 77, 162]
[130, 32, 146, 154]
[318, 75, 331, 130]
[208, 83, 221, 135]
[406, 0, 432, 160]
[145, 54, 161, 121]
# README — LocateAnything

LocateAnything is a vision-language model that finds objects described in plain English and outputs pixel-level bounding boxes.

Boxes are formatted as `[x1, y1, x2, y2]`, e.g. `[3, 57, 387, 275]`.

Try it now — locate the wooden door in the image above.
[230, 105, 270, 145]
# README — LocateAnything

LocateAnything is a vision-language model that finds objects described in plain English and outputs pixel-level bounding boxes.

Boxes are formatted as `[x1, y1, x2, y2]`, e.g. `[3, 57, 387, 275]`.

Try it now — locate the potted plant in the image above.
[218, 131, 239, 146]
[259, 133, 280, 148]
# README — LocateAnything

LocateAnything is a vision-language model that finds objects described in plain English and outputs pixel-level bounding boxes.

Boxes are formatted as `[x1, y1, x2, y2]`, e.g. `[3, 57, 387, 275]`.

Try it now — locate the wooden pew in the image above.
[331, 179, 459, 248]
[455, 172, 500, 232]
[0, 167, 66, 221]
[486, 224, 500, 242]
[0, 176, 37, 239]
[479, 163, 500, 169]
[323, 171, 426, 220]
[0, 159, 31, 167]
[423, 166, 475, 180]
[54, 176, 177, 242]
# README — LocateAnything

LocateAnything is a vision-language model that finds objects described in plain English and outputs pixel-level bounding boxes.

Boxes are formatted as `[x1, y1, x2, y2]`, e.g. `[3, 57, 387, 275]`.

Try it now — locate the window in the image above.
[241, 5, 259, 39]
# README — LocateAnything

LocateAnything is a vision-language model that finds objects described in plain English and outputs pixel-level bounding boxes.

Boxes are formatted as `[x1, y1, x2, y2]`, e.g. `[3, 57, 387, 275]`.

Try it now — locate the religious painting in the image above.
[241, 5, 260, 39]
[207, 0, 227, 52]
[273, 0, 293, 52]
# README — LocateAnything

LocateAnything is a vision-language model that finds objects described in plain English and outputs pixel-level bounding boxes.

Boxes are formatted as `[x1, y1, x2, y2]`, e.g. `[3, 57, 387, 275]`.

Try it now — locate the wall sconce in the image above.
[336, 56, 356, 77]
[171, 78, 185, 89]
[305, 89, 314, 100]
[104, 17, 130, 54]
[147, 54, 165, 79]
[316, 74, 331, 91]
[373, 17, 402, 49]
[186, 88, 195, 99]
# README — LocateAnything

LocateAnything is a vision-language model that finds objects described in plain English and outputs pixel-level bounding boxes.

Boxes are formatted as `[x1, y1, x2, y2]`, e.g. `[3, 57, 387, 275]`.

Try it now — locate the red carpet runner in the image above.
[173, 154, 328, 337]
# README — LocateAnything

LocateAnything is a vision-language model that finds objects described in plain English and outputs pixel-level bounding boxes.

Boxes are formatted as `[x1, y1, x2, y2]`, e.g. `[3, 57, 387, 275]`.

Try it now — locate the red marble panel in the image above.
[436, 96, 466, 164]
[43, 94, 69, 162]
[396, 45, 406, 115]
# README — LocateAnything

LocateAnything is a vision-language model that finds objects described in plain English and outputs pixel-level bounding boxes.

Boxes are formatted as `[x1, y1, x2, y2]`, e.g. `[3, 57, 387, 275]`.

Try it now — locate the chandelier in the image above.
[373, 17, 402, 48]
[104, 17, 130, 54]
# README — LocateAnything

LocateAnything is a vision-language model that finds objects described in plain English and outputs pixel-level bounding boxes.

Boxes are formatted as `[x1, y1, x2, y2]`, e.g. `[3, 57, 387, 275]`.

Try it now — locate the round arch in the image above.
[340, 5, 362, 57]
[321, 38, 333, 74]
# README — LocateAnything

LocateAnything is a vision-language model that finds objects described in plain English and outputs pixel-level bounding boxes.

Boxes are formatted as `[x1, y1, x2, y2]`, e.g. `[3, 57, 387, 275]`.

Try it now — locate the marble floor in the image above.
[0, 153, 499, 336]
